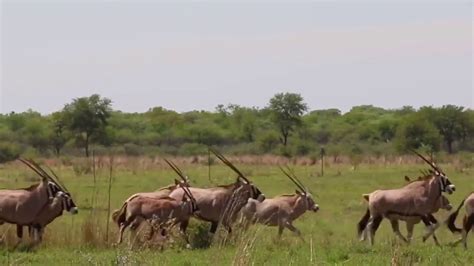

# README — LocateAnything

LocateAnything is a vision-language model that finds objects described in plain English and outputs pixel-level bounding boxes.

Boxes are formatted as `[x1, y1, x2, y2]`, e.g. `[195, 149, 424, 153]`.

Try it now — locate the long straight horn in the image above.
[27, 159, 65, 191]
[279, 166, 305, 192]
[410, 149, 442, 173]
[164, 159, 188, 184]
[18, 158, 48, 181]
[209, 148, 250, 183]
[183, 186, 197, 205]
[285, 166, 307, 192]
[178, 181, 196, 204]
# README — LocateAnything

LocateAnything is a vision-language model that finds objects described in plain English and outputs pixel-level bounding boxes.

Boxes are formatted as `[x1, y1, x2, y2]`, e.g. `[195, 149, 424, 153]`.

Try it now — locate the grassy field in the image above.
[0, 157, 472, 265]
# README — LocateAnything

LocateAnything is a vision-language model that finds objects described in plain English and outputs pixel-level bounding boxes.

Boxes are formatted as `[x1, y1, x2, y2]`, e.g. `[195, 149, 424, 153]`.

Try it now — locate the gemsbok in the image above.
[361, 190, 452, 245]
[17, 190, 78, 243]
[115, 166, 198, 246]
[0, 159, 69, 243]
[111, 160, 190, 232]
[357, 150, 456, 245]
[446, 192, 474, 249]
[168, 149, 264, 235]
[241, 166, 319, 239]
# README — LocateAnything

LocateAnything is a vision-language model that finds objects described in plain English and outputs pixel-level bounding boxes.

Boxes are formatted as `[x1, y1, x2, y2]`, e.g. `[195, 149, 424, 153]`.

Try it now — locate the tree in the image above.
[268, 92, 308, 146]
[62, 94, 112, 157]
[50, 112, 67, 156]
[394, 114, 441, 152]
[432, 105, 469, 153]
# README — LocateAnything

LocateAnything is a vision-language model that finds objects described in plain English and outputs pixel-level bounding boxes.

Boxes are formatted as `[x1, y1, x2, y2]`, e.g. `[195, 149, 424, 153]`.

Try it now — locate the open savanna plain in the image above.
[0, 156, 472, 265]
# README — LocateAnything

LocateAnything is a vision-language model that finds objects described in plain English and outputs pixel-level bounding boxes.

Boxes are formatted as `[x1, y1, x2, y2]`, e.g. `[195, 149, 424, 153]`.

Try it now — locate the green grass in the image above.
[0, 160, 472, 265]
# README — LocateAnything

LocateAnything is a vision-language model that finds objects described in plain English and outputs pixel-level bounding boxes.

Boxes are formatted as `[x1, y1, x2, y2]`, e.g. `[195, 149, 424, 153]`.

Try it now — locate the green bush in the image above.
[0, 142, 20, 163]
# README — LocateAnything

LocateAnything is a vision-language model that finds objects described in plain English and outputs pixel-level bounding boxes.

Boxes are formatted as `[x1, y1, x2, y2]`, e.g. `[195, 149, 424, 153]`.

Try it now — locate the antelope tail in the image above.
[111, 202, 127, 227]
[357, 209, 370, 238]
[362, 194, 370, 201]
[446, 198, 466, 233]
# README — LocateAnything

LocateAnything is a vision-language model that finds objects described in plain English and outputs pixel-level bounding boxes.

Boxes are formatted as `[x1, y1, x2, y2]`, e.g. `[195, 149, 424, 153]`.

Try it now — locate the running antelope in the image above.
[361, 191, 452, 245]
[357, 150, 456, 245]
[115, 176, 198, 246]
[111, 181, 185, 229]
[359, 175, 452, 245]
[241, 166, 319, 239]
[446, 192, 474, 249]
[168, 149, 264, 235]
[111, 161, 189, 230]
[0, 159, 67, 240]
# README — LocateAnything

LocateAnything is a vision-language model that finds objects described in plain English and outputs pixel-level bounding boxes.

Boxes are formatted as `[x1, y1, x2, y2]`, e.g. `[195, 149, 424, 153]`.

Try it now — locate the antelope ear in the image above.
[174, 179, 180, 185]
[295, 190, 302, 195]
[404, 176, 410, 182]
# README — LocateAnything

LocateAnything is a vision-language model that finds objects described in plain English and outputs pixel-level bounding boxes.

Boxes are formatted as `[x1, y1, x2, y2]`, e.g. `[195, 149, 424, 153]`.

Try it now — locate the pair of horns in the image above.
[410, 149, 444, 174]
[279, 165, 307, 194]
[18, 158, 69, 193]
[209, 148, 251, 184]
[163, 159, 197, 205]
[179, 181, 197, 205]
[164, 158, 189, 184]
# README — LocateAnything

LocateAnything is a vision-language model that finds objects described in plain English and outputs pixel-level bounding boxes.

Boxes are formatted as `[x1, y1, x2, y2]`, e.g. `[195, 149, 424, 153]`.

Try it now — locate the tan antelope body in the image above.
[361, 192, 452, 245]
[116, 192, 197, 245]
[111, 182, 183, 229]
[115, 159, 198, 246]
[447, 192, 474, 249]
[0, 160, 64, 231]
[168, 149, 263, 234]
[357, 151, 455, 245]
[241, 166, 319, 238]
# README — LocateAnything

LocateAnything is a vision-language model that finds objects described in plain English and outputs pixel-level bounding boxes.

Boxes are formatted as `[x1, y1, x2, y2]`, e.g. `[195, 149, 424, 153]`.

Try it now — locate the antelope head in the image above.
[53, 191, 79, 215]
[411, 150, 455, 194]
[280, 166, 319, 212]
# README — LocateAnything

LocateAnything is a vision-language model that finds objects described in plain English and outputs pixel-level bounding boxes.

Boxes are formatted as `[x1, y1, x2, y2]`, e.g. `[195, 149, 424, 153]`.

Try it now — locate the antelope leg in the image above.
[367, 215, 383, 246]
[117, 221, 130, 245]
[432, 232, 440, 246]
[390, 219, 408, 243]
[16, 225, 23, 239]
[406, 222, 415, 244]
[462, 214, 473, 249]
[278, 222, 284, 238]
[285, 221, 305, 242]
[209, 222, 218, 234]
[421, 215, 439, 242]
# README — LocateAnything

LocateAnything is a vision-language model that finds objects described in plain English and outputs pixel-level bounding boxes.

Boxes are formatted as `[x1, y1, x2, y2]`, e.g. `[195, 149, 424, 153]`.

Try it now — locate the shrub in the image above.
[0, 142, 20, 163]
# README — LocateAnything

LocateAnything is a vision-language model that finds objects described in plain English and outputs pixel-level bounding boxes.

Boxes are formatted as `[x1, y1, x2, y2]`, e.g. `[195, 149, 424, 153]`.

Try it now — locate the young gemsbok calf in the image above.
[446, 192, 474, 249]
[240, 166, 319, 239]
[357, 150, 456, 246]
[115, 173, 198, 246]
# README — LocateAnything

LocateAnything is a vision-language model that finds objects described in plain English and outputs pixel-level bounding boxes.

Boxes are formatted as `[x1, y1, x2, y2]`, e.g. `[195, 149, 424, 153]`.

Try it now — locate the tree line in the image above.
[0, 93, 472, 162]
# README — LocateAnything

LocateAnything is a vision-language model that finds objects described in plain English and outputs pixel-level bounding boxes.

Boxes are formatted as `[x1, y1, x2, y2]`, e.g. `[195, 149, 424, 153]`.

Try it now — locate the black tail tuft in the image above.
[357, 209, 370, 238]
[446, 199, 465, 233]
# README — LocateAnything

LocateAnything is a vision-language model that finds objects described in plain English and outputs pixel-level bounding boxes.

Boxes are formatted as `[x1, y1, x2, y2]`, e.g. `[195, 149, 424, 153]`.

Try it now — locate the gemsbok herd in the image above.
[0, 150, 472, 250]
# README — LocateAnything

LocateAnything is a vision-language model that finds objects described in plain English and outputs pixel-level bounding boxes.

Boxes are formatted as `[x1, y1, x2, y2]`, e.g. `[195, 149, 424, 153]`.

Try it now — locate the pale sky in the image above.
[1, 1, 472, 114]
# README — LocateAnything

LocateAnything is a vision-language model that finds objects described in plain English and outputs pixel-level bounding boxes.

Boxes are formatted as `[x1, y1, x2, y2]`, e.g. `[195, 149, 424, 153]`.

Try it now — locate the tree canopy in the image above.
[0, 93, 472, 159]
